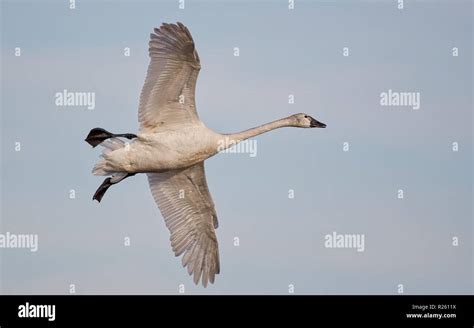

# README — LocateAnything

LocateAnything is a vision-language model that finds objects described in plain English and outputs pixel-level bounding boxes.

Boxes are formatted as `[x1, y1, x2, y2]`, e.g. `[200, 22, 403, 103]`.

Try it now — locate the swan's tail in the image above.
[92, 138, 127, 176]
[86, 127, 138, 202]
[89, 135, 134, 202]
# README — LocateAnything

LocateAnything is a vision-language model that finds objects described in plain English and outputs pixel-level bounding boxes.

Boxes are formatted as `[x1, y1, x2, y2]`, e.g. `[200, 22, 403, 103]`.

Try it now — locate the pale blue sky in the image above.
[1, 0, 472, 294]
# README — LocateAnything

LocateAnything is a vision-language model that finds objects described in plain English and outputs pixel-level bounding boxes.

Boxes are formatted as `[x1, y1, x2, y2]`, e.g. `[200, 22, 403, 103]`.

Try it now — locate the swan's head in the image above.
[292, 113, 327, 128]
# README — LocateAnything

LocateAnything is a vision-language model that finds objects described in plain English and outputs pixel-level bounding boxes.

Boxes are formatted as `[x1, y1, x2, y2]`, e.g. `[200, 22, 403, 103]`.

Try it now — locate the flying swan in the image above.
[85, 22, 326, 287]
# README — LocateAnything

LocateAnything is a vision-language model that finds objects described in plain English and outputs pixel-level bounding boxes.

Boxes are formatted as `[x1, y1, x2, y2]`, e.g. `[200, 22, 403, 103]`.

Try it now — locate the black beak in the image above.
[310, 118, 326, 128]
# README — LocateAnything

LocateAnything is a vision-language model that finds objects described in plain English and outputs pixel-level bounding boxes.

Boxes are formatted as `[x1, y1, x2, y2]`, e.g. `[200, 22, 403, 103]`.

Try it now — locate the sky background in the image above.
[0, 0, 472, 294]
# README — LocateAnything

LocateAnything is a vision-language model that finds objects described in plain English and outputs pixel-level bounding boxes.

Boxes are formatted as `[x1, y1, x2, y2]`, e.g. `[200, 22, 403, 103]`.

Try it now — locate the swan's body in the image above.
[86, 22, 326, 287]
[100, 125, 221, 173]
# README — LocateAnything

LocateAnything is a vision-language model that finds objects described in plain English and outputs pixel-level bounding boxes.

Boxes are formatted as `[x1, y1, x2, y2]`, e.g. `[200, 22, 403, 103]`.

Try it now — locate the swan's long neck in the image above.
[225, 116, 294, 142]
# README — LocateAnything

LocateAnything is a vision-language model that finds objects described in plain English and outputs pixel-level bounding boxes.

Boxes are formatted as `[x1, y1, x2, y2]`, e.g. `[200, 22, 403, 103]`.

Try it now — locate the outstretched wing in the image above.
[147, 162, 220, 287]
[139, 22, 201, 131]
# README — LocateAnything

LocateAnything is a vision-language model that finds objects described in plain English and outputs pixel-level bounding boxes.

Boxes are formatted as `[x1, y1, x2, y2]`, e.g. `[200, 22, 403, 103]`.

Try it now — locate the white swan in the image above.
[85, 22, 326, 287]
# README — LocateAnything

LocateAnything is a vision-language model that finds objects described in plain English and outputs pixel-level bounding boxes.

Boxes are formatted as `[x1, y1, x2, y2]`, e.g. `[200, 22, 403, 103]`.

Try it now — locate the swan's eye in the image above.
[304, 115, 308, 118]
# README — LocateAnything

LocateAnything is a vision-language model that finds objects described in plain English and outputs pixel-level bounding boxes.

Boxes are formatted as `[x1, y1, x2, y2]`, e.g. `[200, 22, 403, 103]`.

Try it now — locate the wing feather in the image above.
[147, 162, 219, 287]
[139, 22, 201, 131]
